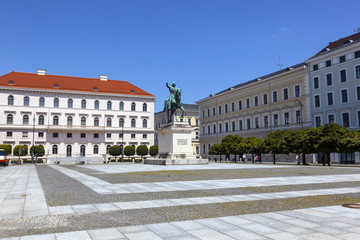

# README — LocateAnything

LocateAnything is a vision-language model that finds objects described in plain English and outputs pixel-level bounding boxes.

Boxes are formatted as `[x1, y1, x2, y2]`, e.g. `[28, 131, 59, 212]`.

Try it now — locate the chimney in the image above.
[99, 75, 108, 81]
[37, 69, 46, 75]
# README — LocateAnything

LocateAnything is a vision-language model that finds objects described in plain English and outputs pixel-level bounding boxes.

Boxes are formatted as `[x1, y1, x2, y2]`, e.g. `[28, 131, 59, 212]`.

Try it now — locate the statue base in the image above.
[145, 122, 208, 165]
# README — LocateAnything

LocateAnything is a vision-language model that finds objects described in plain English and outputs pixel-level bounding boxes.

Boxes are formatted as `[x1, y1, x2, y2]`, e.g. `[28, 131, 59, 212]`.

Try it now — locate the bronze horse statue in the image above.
[164, 82, 184, 123]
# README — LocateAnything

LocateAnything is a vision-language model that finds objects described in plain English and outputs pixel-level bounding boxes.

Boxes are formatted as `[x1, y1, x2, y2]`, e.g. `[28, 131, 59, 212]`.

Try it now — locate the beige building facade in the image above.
[155, 104, 200, 156]
[196, 63, 310, 160]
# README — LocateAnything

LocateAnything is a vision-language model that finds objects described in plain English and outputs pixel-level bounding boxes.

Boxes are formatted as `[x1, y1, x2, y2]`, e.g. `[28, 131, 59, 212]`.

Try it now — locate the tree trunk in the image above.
[302, 152, 306, 165]
[327, 152, 331, 166]
[273, 153, 276, 164]
[323, 153, 325, 166]
[251, 154, 254, 163]
[234, 154, 237, 163]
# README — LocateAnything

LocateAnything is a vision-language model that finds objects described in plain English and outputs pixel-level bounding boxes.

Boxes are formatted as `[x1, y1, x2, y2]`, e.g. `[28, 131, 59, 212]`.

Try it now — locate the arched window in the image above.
[39, 97, 45, 107]
[119, 118, 124, 127]
[119, 101, 124, 110]
[81, 99, 87, 109]
[94, 117, 99, 126]
[94, 100, 99, 109]
[38, 115, 45, 125]
[23, 115, 29, 125]
[131, 102, 136, 111]
[53, 116, 59, 125]
[67, 116, 73, 126]
[7, 114, 13, 124]
[81, 117, 86, 127]
[107, 117, 112, 127]
[52, 145, 58, 154]
[80, 145, 86, 157]
[54, 98, 59, 108]
[143, 103, 147, 112]
[8, 95, 14, 105]
[93, 145, 99, 154]
[68, 99, 73, 108]
[131, 118, 136, 127]
[24, 96, 29, 106]
[66, 145, 72, 157]
[107, 100, 112, 110]
[143, 119, 147, 128]
[106, 145, 111, 154]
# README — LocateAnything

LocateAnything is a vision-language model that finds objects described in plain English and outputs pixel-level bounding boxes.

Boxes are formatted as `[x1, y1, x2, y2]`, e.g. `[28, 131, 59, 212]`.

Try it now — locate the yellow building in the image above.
[196, 63, 310, 160]
[154, 104, 200, 156]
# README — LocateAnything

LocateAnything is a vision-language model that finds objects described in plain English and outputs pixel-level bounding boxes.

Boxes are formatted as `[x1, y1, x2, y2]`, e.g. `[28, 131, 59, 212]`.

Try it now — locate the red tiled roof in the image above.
[0, 71, 155, 97]
[310, 32, 360, 58]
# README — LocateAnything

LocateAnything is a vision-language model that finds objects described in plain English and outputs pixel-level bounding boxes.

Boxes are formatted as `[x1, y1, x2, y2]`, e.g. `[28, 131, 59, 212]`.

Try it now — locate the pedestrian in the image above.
[258, 154, 262, 164]
[255, 155, 258, 163]
[242, 154, 246, 163]
[296, 153, 300, 165]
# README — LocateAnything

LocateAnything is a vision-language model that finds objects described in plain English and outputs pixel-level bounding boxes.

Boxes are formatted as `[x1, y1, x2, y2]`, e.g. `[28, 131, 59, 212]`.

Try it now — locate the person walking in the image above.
[242, 154, 246, 163]
[296, 153, 300, 165]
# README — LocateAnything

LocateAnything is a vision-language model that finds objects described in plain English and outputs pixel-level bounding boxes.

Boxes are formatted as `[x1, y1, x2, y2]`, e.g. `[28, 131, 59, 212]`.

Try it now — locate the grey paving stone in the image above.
[145, 223, 188, 238]
[20, 233, 56, 240]
[188, 228, 235, 240]
[124, 230, 163, 240]
[87, 228, 125, 240]
[55, 230, 92, 240]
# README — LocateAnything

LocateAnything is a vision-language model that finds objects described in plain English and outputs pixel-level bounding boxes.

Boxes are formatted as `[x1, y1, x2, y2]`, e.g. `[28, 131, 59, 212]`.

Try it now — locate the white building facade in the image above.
[0, 70, 155, 162]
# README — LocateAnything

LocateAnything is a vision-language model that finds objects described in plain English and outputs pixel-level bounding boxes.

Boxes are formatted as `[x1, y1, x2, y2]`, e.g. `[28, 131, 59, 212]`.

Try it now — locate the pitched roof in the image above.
[310, 32, 360, 59]
[0, 71, 155, 97]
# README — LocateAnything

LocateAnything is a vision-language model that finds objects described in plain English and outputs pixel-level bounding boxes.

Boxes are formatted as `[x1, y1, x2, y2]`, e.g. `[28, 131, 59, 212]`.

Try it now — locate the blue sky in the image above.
[1, 0, 359, 112]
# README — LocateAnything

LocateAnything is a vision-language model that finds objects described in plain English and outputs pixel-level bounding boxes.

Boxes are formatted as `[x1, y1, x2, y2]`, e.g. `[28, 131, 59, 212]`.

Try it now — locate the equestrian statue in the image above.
[163, 81, 185, 123]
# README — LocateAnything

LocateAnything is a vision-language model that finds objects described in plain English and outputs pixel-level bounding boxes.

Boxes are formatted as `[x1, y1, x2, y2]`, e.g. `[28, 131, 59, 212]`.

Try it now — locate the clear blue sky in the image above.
[1, 0, 359, 112]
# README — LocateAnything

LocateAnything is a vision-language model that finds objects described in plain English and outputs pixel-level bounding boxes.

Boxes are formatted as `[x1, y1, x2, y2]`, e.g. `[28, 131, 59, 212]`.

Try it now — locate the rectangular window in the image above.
[357, 86, 360, 100]
[326, 74, 332, 86]
[202, 111, 205, 118]
[53, 133, 58, 138]
[188, 118, 192, 125]
[7, 131, 12, 137]
[94, 133, 99, 138]
[314, 77, 319, 89]
[264, 116, 268, 127]
[67, 133, 72, 138]
[131, 134, 135, 138]
[358, 111, 360, 127]
[196, 146, 199, 154]
[274, 114, 278, 126]
[272, 91, 278, 102]
[254, 96, 258, 107]
[196, 119, 199, 126]
[284, 112, 289, 125]
[328, 114, 335, 124]
[327, 92, 333, 105]
[341, 89, 348, 103]
[238, 101, 242, 110]
[207, 126, 210, 134]
[80, 133, 86, 138]
[232, 121, 236, 131]
[339, 55, 346, 63]
[143, 134, 147, 139]
[22, 132, 28, 138]
[119, 133, 123, 138]
[314, 95, 320, 107]
[313, 64, 318, 71]
[239, 120, 243, 130]
[218, 106, 222, 115]
[255, 117, 259, 128]
[202, 145, 205, 155]
[356, 66, 360, 79]
[340, 69, 347, 82]
[246, 98, 250, 108]
[326, 60, 331, 67]
[207, 109, 210, 117]
[225, 122, 229, 132]
[195, 131, 199, 139]
[355, 51, 360, 58]
[107, 133, 111, 138]
[224, 104, 228, 113]
[315, 116, 321, 127]
[212, 108, 215, 116]
[231, 102, 235, 112]
[294, 85, 300, 98]
[263, 94, 268, 104]
[213, 125, 216, 134]
[296, 110, 301, 124]
[219, 123, 222, 133]
[246, 119, 251, 129]
[283, 88, 288, 100]
[342, 113, 350, 127]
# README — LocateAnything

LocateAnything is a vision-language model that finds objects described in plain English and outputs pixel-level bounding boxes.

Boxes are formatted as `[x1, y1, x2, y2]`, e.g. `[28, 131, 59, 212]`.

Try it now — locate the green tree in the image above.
[264, 130, 290, 164]
[221, 135, 244, 162]
[136, 145, 148, 160]
[13, 145, 28, 156]
[340, 130, 360, 153]
[149, 145, 158, 157]
[317, 123, 350, 166]
[109, 145, 123, 162]
[124, 145, 135, 159]
[243, 137, 264, 163]
[30, 145, 45, 156]
[209, 143, 224, 162]
[0, 144, 12, 156]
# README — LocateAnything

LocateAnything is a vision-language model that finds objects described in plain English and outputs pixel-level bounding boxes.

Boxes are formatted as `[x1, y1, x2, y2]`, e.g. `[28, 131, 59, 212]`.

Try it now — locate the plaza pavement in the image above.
[0, 163, 360, 239]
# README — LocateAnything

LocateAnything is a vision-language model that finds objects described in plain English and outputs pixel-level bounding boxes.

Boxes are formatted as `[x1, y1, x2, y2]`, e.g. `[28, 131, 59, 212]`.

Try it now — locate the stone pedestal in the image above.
[144, 122, 208, 165]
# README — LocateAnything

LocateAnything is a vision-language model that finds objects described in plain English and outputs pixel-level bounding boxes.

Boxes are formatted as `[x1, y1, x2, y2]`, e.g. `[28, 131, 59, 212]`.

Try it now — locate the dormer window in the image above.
[130, 89, 135, 93]
[93, 87, 98, 91]
[8, 81, 14, 85]
[344, 39, 353, 45]
[53, 84, 59, 88]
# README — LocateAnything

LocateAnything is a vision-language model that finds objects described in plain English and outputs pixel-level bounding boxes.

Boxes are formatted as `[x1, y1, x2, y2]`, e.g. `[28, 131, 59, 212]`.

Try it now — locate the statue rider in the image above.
[164, 81, 185, 123]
